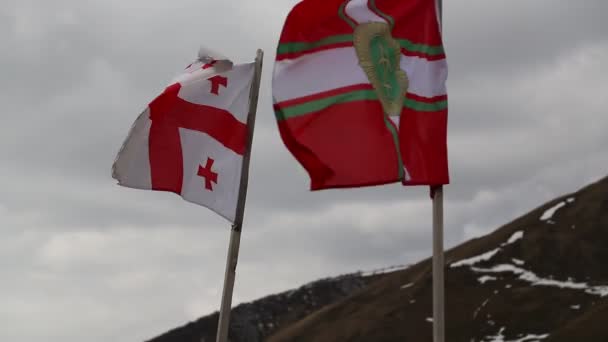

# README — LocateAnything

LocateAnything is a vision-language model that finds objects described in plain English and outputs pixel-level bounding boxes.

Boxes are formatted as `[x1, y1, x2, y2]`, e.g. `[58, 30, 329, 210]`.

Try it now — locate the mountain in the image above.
[148, 175, 608, 342]
[146, 270, 394, 342]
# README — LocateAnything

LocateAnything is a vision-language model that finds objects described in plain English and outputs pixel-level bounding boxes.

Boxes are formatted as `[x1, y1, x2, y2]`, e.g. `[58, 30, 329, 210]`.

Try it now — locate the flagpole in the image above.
[432, 186, 445, 342]
[215, 49, 264, 342]
[432, 1, 445, 342]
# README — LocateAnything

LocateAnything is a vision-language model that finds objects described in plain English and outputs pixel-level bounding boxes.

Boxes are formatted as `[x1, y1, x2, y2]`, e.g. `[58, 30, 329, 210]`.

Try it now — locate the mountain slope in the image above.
[146, 270, 393, 342]
[269, 176, 608, 342]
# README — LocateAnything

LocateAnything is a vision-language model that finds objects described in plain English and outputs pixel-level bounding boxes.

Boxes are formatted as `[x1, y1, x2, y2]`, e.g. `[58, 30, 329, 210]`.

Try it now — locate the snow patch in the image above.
[512, 258, 525, 265]
[482, 327, 549, 342]
[571, 305, 581, 310]
[400, 282, 414, 290]
[567, 197, 575, 203]
[503, 231, 524, 246]
[426, 317, 433, 323]
[587, 286, 608, 297]
[540, 201, 566, 221]
[484, 327, 506, 342]
[471, 264, 608, 297]
[451, 248, 500, 268]
[479, 276, 498, 284]
[361, 264, 409, 276]
[452, 232, 525, 268]
[511, 334, 550, 342]
[474, 298, 490, 319]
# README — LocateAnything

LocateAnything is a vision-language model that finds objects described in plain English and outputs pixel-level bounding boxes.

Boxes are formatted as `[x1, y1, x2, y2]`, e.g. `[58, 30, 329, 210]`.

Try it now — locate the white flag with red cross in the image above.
[112, 50, 255, 222]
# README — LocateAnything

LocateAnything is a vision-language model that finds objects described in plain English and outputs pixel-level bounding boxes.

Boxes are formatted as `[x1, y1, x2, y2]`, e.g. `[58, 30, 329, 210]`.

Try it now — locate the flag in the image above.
[112, 50, 255, 222]
[273, 0, 448, 190]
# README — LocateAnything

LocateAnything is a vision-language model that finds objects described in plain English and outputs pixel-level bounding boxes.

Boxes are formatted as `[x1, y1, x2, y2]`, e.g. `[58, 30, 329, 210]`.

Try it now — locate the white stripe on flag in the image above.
[112, 109, 152, 190]
[177, 63, 255, 124]
[400, 55, 448, 99]
[171, 63, 224, 87]
[273, 47, 367, 103]
[179, 128, 242, 222]
[273, 47, 447, 103]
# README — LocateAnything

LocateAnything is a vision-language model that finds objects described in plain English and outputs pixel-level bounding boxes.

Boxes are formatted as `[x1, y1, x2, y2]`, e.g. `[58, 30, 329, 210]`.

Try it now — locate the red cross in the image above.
[197, 157, 218, 191]
[208, 75, 228, 95]
[147, 83, 247, 194]
[184, 60, 216, 71]
[202, 60, 217, 69]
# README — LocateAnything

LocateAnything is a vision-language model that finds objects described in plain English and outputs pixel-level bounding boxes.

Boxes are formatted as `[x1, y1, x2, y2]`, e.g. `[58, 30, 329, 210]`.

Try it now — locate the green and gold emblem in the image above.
[354, 22, 409, 116]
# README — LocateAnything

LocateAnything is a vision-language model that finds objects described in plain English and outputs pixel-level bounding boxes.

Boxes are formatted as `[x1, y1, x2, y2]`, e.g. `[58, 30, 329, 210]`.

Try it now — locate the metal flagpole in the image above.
[432, 186, 445, 342]
[433, 1, 445, 342]
[215, 49, 264, 342]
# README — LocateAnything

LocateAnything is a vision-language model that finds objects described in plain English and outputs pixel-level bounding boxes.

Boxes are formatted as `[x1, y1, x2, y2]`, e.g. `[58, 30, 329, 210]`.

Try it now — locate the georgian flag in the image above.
[112, 50, 255, 222]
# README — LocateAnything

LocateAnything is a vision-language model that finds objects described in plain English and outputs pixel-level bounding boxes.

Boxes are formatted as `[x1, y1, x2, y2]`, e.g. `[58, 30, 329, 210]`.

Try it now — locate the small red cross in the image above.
[202, 60, 217, 69]
[197, 157, 218, 191]
[208, 75, 228, 95]
[185, 60, 216, 71]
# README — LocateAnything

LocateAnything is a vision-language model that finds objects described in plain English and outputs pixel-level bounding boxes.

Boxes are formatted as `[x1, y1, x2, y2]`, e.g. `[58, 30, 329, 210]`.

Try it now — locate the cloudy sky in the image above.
[1, 0, 607, 341]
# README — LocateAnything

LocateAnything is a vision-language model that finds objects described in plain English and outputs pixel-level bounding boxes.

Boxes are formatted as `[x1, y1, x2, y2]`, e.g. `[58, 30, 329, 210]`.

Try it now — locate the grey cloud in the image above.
[445, 0, 608, 79]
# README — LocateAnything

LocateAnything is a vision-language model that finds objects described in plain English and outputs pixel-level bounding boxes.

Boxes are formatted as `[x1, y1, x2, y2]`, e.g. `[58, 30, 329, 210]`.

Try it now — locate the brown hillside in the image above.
[269, 176, 608, 342]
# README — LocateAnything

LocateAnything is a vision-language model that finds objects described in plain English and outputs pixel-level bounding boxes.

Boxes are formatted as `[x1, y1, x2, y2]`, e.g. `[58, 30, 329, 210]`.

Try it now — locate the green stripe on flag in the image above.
[403, 98, 448, 112]
[277, 35, 353, 55]
[276, 90, 378, 120]
[275, 89, 447, 121]
[338, 1, 357, 29]
[369, 0, 395, 28]
[397, 39, 445, 56]
[277, 35, 444, 58]
[383, 116, 405, 180]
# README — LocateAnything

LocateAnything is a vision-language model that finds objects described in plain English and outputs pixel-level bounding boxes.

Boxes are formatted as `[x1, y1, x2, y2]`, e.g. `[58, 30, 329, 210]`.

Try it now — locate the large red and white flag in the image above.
[273, 0, 448, 190]
[112, 50, 255, 222]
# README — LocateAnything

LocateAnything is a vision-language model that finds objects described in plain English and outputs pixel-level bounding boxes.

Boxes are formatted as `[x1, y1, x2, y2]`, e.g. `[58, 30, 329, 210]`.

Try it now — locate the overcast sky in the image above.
[1, 0, 607, 341]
